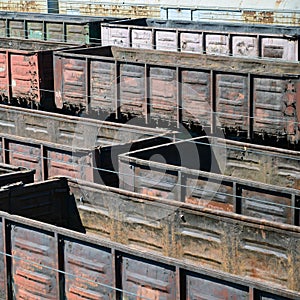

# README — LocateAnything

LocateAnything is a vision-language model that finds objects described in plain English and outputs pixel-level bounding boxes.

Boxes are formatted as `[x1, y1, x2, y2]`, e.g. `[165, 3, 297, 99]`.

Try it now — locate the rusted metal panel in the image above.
[150, 66, 177, 122]
[119, 63, 145, 117]
[64, 239, 113, 299]
[211, 137, 300, 190]
[55, 45, 300, 142]
[134, 166, 180, 200]
[236, 224, 291, 287]
[181, 69, 211, 125]
[253, 77, 287, 135]
[110, 45, 300, 75]
[0, 52, 8, 100]
[232, 35, 258, 57]
[240, 187, 293, 224]
[59, 3, 160, 19]
[216, 73, 248, 130]
[176, 212, 226, 269]
[104, 26, 130, 47]
[186, 272, 249, 299]
[76, 181, 171, 252]
[76, 191, 113, 239]
[0, 134, 96, 183]
[160, 4, 300, 26]
[47, 147, 93, 182]
[1, 0, 300, 25]
[256, 290, 295, 300]
[46, 22, 64, 43]
[185, 176, 234, 212]
[0, 19, 6, 36]
[60, 57, 87, 109]
[65, 24, 88, 44]
[90, 59, 116, 114]
[11, 224, 59, 299]
[10, 52, 40, 104]
[8, 140, 42, 181]
[121, 255, 176, 299]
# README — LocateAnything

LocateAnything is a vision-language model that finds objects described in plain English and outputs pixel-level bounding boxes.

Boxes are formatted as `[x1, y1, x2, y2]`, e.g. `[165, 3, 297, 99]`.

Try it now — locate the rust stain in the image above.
[137, 286, 160, 300]
[243, 11, 275, 25]
[186, 197, 233, 212]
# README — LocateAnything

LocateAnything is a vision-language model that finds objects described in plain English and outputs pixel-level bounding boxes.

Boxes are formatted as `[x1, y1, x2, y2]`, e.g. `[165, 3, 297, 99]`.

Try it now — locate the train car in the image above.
[118, 135, 300, 190]
[0, 177, 299, 298]
[102, 18, 300, 61]
[0, 11, 121, 44]
[0, 38, 78, 109]
[54, 45, 300, 143]
[118, 136, 300, 225]
[75, 177, 300, 297]
[0, 104, 171, 182]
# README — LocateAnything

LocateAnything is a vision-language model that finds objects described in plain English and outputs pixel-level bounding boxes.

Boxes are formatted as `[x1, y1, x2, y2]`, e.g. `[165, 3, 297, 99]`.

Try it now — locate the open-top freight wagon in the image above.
[118, 136, 300, 226]
[0, 104, 171, 183]
[0, 177, 299, 299]
[2, 104, 300, 226]
[102, 18, 300, 61]
[0, 38, 77, 109]
[0, 11, 121, 44]
[54, 45, 300, 144]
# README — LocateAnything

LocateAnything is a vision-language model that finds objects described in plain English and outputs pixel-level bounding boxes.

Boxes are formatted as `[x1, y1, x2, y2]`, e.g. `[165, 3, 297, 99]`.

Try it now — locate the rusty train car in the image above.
[2, 104, 300, 227]
[0, 177, 299, 299]
[0, 11, 120, 44]
[118, 136, 300, 226]
[102, 18, 300, 61]
[0, 38, 77, 109]
[0, 104, 170, 182]
[54, 45, 300, 143]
